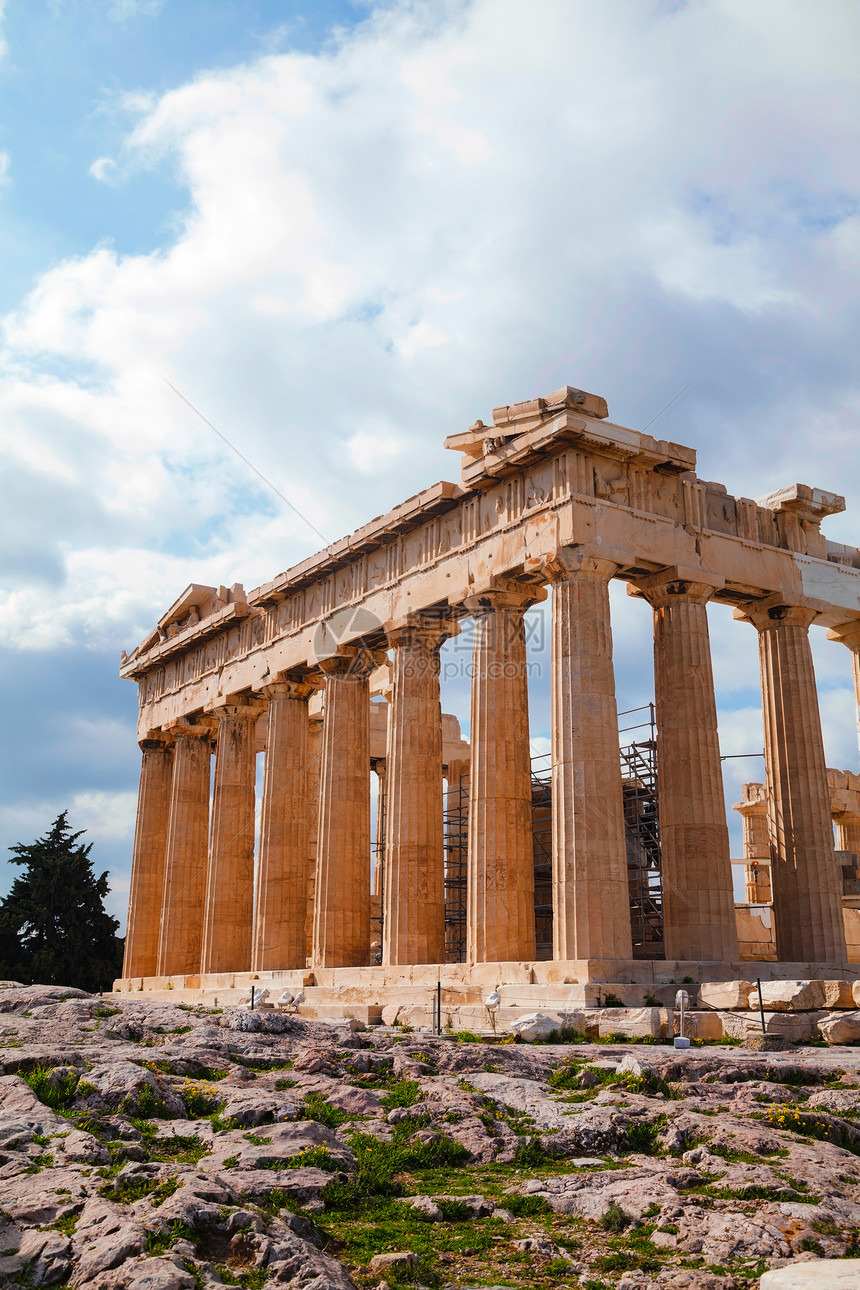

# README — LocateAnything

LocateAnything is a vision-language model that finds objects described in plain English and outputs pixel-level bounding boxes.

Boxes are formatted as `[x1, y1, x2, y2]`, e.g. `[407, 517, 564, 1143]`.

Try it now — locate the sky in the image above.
[0, 0, 858, 929]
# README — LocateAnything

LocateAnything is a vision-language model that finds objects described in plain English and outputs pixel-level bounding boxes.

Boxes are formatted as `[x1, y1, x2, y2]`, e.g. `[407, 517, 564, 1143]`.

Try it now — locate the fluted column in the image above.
[836, 813, 860, 860]
[313, 647, 386, 968]
[252, 678, 317, 972]
[549, 551, 632, 961]
[740, 602, 846, 963]
[827, 621, 860, 763]
[464, 581, 545, 963]
[123, 737, 174, 978]
[157, 721, 213, 976]
[636, 573, 738, 961]
[383, 616, 457, 965]
[201, 698, 265, 974]
[733, 784, 772, 902]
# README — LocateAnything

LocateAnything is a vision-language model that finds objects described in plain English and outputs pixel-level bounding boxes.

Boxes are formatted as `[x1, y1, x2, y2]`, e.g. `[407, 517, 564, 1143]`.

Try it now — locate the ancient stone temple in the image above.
[114, 385, 860, 1027]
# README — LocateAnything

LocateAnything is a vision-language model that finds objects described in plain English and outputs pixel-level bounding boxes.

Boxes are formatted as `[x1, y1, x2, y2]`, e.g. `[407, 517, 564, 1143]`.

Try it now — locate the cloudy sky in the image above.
[0, 0, 858, 927]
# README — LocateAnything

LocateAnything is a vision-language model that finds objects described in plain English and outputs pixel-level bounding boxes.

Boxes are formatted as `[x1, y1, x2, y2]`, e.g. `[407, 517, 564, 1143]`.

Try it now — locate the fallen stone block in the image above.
[369, 1251, 418, 1273]
[760, 1258, 860, 1286]
[818, 1011, 860, 1045]
[400, 1195, 442, 1221]
[699, 980, 755, 1011]
[758, 980, 826, 1012]
[509, 1012, 564, 1041]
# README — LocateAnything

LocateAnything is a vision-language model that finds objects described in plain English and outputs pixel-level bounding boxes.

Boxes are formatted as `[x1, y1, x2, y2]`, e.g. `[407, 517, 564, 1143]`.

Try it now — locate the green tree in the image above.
[0, 812, 124, 991]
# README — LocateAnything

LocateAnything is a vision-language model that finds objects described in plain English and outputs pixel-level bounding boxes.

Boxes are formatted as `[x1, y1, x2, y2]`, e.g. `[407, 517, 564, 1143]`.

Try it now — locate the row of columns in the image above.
[124, 549, 857, 978]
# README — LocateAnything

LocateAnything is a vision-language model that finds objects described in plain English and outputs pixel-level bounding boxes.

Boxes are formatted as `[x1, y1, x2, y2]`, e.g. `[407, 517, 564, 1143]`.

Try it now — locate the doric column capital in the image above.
[628, 566, 723, 608]
[734, 599, 818, 632]
[210, 696, 267, 722]
[319, 645, 388, 680]
[262, 676, 319, 701]
[541, 546, 618, 584]
[385, 611, 460, 652]
[138, 735, 173, 752]
[462, 577, 547, 615]
[166, 715, 216, 740]
[827, 619, 860, 652]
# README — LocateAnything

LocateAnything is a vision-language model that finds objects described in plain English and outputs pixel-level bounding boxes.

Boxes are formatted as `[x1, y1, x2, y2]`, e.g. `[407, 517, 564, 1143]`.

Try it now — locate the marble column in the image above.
[549, 551, 632, 961]
[836, 813, 860, 861]
[157, 721, 213, 976]
[636, 574, 738, 961]
[734, 784, 772, 903]
[252, 678, 316, 972]
[464, 582, 545, 963]
[741, 602, 846, 963]
[123, 737, 174, 978]
[827, 621, 860, 763]
[312, 648, 386, 968]
[383, 616, 457, 966]
[201, 698, 265, 975]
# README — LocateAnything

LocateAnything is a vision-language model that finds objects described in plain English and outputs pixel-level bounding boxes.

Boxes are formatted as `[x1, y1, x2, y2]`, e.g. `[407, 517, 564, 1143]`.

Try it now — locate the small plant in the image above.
[299, 1093, 351, 1129]
[600, 1200, 632, 1232]
[643, 993, 659, 1007]
[602, 992, 623, 1008]
[121, 1083, 171, 1120]
[144, 1221, 196, 1255]
[180, 1081, 225, 1120]
[274, 1077, 297, 1090]
[453, 1030, 483, 1043]
[512, 1136, 555, 1168]
[21, 1065, 80, 1112]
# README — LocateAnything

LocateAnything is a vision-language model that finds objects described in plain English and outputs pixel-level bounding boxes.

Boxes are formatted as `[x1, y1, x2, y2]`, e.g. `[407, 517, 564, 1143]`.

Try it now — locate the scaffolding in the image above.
[618, 703, 664, 958]
[386, 705, 664, 964]
[443, 773, 469, 962]
[531, 752, 553, 960]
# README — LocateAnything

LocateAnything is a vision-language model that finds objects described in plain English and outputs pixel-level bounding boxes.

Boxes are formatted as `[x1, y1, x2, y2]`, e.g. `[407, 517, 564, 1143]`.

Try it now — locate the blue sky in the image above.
[0, 0, 858, 929]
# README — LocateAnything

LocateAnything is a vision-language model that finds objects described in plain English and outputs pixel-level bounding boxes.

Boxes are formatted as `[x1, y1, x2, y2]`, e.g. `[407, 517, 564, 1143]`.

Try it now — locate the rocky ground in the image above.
[1, 988, 860, 1288]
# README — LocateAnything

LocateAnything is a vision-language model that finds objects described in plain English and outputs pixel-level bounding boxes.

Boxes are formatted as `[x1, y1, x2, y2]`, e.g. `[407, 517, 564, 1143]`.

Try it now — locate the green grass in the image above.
[380, 1080, 420, 1111]
[321, 1129, 469, 1212]
[21, 1065, 80, 1112]
[149, 1135, 209, 1165]
[99, 1175, 180, 1206]
[299, 1093, 354, 1129]
[263, 1145, 338, 1172]
[144, 1221, 196, 1255]
[233, 1056, 294, 1072]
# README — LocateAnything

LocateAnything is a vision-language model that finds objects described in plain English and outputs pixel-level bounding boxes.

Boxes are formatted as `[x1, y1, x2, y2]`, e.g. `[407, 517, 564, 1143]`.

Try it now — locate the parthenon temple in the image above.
[115, 385, 860, 1025]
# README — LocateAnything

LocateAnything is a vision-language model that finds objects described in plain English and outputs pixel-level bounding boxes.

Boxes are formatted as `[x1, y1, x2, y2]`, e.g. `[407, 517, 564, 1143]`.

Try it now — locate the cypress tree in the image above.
[0, 812, 124, 992]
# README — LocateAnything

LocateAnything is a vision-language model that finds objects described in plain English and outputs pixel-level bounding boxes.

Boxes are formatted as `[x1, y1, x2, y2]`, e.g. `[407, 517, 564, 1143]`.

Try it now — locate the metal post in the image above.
[756, 977, 767, 1035]
[250, 985, 256, 1011]
[436, 980, 441, 1035]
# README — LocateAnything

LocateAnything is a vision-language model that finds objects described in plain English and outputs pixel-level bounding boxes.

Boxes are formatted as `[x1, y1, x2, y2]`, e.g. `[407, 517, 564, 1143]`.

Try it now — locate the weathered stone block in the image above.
[510, 1012, 563, 1041]
[699, 980, 755, 1011]
[818, 1011, 860, 1045]
[760, 1259, 860, 1287]
[758, 979, 826, 1012]
[675, 1009, 724, 1041]
[594, 1007, 665, 1039]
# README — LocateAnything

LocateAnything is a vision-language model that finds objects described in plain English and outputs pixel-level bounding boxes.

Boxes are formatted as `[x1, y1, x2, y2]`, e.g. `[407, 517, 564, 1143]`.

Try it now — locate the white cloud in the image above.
[0, 0, 858, 676]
